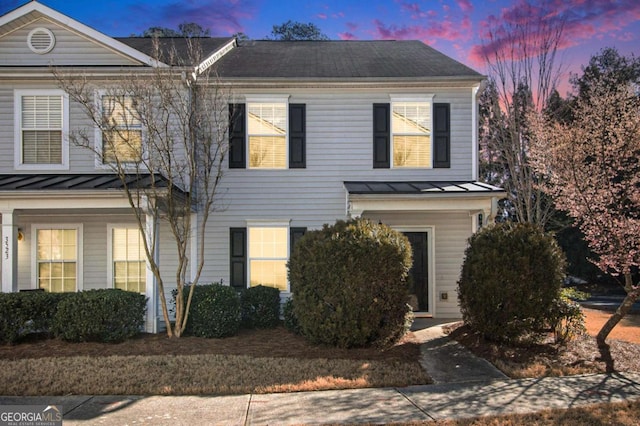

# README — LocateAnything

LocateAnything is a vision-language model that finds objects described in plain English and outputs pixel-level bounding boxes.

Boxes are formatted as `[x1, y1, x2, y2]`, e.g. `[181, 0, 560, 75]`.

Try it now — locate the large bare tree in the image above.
[54, 38, 231, 337]
[478, 1, 565, 226]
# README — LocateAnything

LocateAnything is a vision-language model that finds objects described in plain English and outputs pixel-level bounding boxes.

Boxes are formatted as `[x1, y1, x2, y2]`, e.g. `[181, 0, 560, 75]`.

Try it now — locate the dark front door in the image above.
[405, 232, 428, 311]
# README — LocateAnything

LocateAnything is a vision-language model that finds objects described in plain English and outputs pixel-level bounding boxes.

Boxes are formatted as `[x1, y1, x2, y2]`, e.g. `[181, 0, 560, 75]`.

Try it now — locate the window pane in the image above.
[249, 136, 286, 168]
[112, 228, 146, 293]
[103, 130, 142, 163]
[22, 95, 62, 129]
[393, 135, 431, 167]
[249, 227, 287, 258]
[22, 130, 62, 164]
[392, 102, 431, 168]
[247, 103, 286, 135]
[36, 228, 77, 293]
[250, 260, 287, 291]
[392, 103, 430, 134]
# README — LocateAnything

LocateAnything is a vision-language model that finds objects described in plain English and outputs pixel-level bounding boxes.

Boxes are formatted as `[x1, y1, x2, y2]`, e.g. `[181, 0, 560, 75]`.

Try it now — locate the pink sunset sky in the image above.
[2, 0, 639, 95]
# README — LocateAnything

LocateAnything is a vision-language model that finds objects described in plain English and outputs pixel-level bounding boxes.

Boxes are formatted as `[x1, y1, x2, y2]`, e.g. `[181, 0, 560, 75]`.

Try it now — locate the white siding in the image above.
[14, 212, 176, 293]
[0, 18, 141, 66]
[368, 211, 472, 318]
[201, 88, 476, 291]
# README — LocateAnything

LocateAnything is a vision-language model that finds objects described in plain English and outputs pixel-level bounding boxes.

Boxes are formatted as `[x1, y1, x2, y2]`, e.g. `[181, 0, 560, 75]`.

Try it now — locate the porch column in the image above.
[144, 208, 159, 333]
[1, 210, 18, 293]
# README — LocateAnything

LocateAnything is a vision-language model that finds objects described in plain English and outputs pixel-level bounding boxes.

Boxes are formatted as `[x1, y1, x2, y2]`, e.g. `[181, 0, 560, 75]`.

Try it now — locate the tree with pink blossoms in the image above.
[529, 80, 640, 347]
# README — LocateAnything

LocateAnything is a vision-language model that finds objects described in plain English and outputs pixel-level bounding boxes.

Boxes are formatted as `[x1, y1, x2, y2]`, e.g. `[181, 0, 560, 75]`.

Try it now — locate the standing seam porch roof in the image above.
[0, 174, 174, 191]
[344, 181, 504, 195]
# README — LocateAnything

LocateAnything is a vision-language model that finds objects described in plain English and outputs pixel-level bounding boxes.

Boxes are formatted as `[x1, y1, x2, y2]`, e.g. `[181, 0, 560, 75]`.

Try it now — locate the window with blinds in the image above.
[37, 228, 77, 293]
[248, 227, 288, 291]
[247, 103, 286, 169]
[21, 95, 63, 164]
[111, 227, 146, 293]
[102, 96, 142, 163]
[392, 102, 431, 168]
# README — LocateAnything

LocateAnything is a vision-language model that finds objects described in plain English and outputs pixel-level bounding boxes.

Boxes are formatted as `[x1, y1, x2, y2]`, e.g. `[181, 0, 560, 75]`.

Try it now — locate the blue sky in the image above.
[2, 0, 639, 94]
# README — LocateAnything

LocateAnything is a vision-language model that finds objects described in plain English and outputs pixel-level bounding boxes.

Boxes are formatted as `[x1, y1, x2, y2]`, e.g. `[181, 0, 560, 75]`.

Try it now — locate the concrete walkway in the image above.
[2, 320, 639, 425]
[2, 373, 639, 425]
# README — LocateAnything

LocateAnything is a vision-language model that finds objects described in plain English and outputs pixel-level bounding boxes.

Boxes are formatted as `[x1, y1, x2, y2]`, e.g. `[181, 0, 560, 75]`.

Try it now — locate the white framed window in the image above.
[391, 96, 433, 168]
[97, 94, 143, 166]
[14, 90, 69, 170]
[107, 225, 146, 293]
[247, 98, 288, 169]
[31, 224, 83, 292]
[248, 223, 289, 291]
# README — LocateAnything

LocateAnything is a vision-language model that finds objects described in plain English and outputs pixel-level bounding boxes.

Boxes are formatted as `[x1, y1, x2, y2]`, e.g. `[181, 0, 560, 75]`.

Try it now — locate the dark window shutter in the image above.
[433, 103, 450, 168]
[290, 227, 307, 252]
[373, 103, 390, 168]
[229, 227, 246, 290]
[289, 104, 306, 168]
[229, 104, 246, 169]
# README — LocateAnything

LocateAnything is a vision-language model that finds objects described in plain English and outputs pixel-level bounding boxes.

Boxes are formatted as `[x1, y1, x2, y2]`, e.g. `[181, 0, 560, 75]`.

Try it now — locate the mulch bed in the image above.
[0, 326, 422, 364]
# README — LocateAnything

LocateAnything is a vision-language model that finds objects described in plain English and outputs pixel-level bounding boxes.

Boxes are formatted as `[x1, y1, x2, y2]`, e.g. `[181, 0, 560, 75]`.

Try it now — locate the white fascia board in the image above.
[349, 196, 497, 214]
[0, 192, 132, 210]
[0, 1, 168, 67]
[195, 38, 237, 77]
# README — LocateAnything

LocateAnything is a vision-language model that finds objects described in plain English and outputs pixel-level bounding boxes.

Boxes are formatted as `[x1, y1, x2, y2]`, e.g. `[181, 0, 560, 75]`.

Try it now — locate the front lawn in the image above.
[0, 327, 429, 396]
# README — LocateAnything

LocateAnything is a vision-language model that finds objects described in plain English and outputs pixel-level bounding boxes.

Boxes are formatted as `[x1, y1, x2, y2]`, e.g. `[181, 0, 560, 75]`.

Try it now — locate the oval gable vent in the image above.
[28, 27, 56, 54]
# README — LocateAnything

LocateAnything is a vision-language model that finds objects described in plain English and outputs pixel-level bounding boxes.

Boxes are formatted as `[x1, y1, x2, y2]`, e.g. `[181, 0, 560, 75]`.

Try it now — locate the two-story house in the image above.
[0, 1, 504, 333]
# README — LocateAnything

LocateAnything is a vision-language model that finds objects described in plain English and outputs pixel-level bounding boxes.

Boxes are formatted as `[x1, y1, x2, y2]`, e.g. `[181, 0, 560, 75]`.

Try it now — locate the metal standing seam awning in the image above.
[344, 180, 506, 219]
[0, 174, 184, 211]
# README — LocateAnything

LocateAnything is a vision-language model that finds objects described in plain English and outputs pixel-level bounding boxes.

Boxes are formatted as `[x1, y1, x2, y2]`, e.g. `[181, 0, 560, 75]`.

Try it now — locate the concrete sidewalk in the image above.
[2, 373, 639, 425]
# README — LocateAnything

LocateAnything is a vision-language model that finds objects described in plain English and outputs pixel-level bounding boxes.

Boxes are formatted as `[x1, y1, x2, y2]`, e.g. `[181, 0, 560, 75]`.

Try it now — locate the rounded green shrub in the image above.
[457, 222, 566, 343]
[183, 284, 240, 338]
[52, 289, 146, 343]
[282, 298, 301, 334]
[241, 285, 281, 329]
[0, 291, 72, 344]
[288, 218, 413, 348]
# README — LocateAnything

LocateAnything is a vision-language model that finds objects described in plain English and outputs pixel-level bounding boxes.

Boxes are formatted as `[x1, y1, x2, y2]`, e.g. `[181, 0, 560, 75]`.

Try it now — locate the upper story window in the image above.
[228, 97, 306, 170]
[247, 103, 287, 169]
[392, 102, 431, 168]
[101, 95, 142, 164]
[14, 90, 69, 170]
[373, 95, 451, 169]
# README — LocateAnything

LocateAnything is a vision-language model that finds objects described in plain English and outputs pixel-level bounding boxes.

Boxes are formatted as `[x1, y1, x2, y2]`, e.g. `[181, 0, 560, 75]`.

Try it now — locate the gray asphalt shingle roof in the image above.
[116, 37, 233, 66]
[214, 40, 482, 79]
[116, 38, 482, 79]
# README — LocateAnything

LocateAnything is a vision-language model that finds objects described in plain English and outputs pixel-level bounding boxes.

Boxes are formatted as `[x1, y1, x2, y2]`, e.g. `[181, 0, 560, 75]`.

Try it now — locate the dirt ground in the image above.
[582, 308, 640, 344]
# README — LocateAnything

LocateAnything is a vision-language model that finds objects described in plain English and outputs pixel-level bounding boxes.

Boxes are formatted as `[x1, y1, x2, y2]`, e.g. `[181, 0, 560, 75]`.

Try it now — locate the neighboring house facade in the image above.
[0, 2, 504, 332]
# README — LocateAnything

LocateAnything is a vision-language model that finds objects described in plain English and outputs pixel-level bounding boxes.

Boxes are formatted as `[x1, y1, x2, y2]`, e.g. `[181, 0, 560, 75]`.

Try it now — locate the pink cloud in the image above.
[339, 32, 358, 40]
[317, 13, 328, 20]
[469, 0, 640, 67]
[398, 1, 429, 19]
[332, 12, 345, 19]
[372, 18, 472, 45]
[128, 0, 255, 36]
[456, 0, 473, 13]
[346, 22, 359, 31]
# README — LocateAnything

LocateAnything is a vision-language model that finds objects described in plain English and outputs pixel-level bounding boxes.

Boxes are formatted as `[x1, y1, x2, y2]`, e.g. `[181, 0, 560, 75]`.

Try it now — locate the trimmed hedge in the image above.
[180, 284, 241, 338]
[457, 223, 567, 343]
[0, 291, 71, 344]
[241, 285, 281, 329]
[52, 289, 146, 343]
[288, 218, 413, 348]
